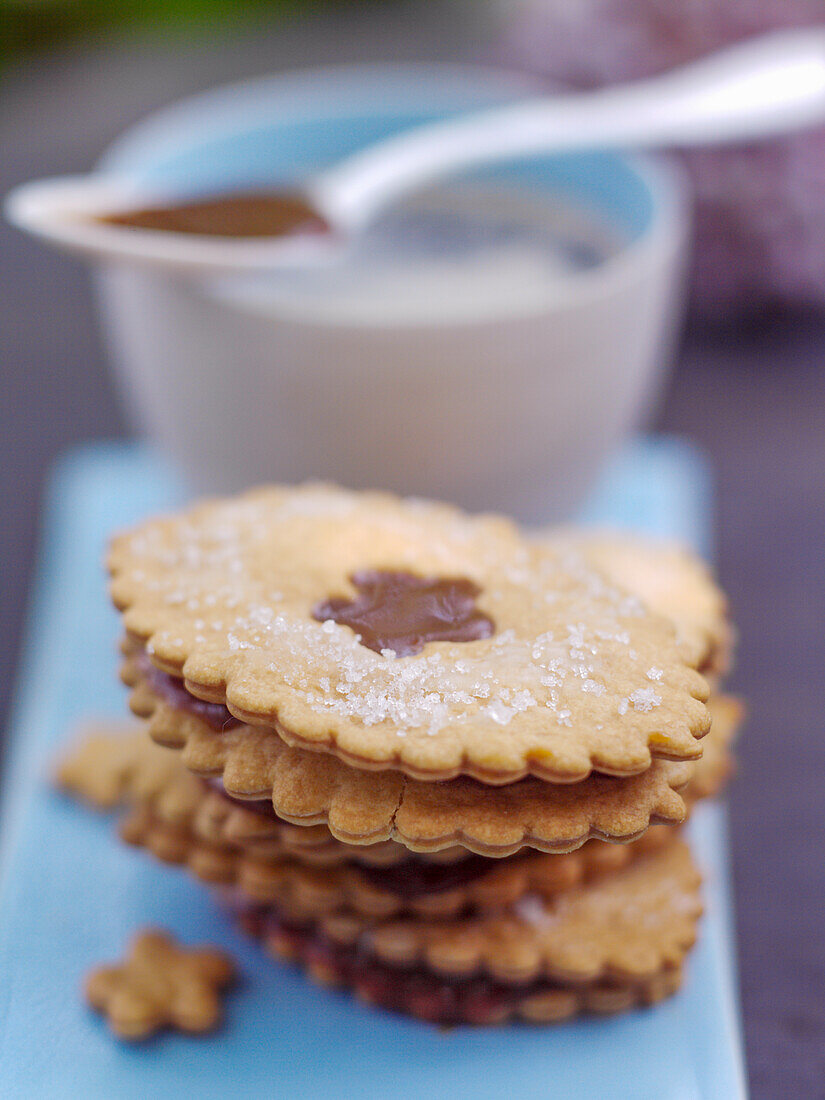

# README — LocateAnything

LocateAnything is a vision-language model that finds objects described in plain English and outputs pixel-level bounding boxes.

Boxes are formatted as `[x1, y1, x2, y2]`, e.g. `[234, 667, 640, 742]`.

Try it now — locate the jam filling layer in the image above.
[134, 650, 240, 732]
[235, 903, 649, 1025]
[312, 569, 495, 657]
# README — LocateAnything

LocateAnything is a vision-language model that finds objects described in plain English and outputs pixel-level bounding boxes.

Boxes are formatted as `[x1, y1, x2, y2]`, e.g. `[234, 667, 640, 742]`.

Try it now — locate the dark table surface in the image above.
[2, 11, 824, 1098]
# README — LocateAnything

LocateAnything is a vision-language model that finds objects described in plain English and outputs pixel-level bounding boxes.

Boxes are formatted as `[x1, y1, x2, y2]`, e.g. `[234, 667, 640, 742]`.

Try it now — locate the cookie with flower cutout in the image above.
[240, 900, 684, 1026]
[108, 484, 710, 784]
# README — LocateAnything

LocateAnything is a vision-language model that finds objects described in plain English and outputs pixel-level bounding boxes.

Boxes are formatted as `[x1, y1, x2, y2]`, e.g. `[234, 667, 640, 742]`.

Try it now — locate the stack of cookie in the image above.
[65, 485, 739, 1027]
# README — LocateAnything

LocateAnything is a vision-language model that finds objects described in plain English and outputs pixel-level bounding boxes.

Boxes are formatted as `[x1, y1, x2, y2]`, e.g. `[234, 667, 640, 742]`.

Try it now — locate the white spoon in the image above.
[8, 26, 825, 275]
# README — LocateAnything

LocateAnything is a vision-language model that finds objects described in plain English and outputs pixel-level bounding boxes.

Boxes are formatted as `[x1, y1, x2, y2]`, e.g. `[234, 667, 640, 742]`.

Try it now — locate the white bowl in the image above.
[93, 63, 690, 522]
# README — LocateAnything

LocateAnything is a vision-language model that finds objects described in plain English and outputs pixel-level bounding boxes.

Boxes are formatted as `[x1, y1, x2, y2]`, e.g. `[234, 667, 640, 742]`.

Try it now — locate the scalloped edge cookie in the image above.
[108, 485, 710, 784]
[121, 671, 693, 854]
[125, 661, 746, 856]
[121, 798, 679, 921]
[307, 838, 702, 985]
[241, 900, 684, 1026]
[227, 838, 700, 992]
[55, 721, 463, 867]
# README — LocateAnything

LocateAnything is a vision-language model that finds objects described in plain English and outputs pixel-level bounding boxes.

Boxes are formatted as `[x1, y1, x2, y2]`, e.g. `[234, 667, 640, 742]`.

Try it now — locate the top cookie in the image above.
[109, 485, 709, 784]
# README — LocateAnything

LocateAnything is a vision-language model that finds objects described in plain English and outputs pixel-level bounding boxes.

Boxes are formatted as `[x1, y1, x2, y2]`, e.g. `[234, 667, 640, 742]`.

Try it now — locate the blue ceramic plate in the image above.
[0, 440, 747, 1099]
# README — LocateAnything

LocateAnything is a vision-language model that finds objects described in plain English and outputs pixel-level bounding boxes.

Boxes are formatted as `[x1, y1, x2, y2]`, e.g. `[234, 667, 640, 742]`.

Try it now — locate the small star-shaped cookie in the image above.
[85, 929, 235, 1039]
[55, 722, 183, 810]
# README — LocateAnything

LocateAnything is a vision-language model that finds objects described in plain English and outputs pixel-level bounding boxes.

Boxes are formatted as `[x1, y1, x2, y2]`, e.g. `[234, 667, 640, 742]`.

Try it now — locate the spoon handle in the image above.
[315, 28, 825, 229]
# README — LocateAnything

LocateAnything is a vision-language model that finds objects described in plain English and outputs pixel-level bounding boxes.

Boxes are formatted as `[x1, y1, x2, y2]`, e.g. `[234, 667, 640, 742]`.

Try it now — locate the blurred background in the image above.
[2, 3, 824, 1096]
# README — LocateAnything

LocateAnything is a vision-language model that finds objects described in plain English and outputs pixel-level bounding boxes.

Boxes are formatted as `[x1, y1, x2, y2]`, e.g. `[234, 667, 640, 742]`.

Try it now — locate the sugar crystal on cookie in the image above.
[109, 486, 711, 782]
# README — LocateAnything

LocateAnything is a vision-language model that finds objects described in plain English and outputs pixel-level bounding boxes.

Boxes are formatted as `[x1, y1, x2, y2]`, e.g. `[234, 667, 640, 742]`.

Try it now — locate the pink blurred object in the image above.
[501, 0, 825, 318]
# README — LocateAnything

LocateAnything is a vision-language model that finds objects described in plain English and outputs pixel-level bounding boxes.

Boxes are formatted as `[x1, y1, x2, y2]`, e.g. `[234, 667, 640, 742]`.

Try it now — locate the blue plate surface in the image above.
[0, 440, 747, 1099]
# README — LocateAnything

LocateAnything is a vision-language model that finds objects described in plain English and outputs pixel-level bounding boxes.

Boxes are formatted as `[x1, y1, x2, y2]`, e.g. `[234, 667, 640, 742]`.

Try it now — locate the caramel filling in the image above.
[135, 650, 239, 732]
[312, 569, 495, 657]
[234, 902, 654, 1025]
[98, 189, 328, 239]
